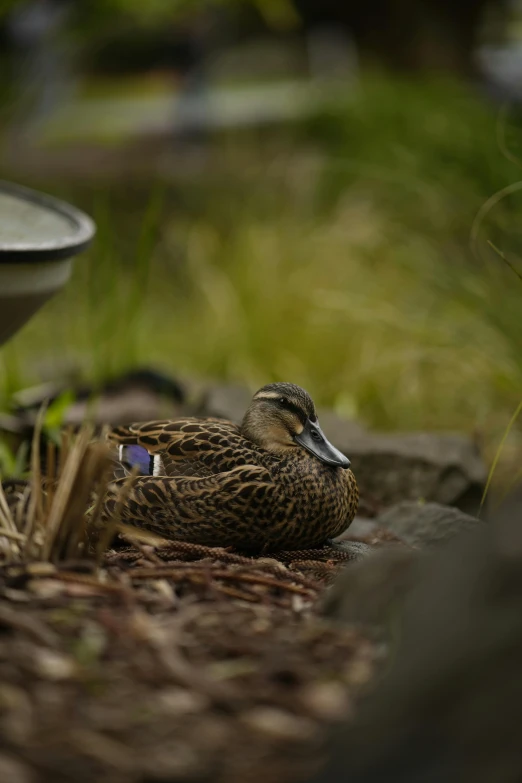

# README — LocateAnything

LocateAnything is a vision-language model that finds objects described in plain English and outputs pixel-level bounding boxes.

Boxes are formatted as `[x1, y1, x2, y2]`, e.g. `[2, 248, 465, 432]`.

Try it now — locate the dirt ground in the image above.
[0, 537, 381, 783]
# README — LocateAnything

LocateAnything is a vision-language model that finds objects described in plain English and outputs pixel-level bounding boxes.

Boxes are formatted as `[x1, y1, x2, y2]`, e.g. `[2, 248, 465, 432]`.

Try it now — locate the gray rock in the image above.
[198, 383, 253, 423]
[330, 540, 373, 561]
[7, 370, 190, 429]
[316, 409, 367, 444]
[344, 430, 487, 515]
[376, 501, 483, 547]
[63, 388, 187, 427]
[337, 517, 379, 541]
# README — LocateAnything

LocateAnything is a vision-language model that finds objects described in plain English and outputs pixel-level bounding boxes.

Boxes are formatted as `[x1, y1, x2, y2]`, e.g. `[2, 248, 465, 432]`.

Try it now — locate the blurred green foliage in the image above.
[0, 0, 298, 33]
[305, 76, 522, 244]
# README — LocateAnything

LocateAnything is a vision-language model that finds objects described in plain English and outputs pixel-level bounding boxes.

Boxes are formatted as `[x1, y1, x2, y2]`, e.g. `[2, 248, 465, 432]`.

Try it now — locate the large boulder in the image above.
[321, 546, 419, 630]
[323, 503, 483, 631]
[312, 490, 522, 783]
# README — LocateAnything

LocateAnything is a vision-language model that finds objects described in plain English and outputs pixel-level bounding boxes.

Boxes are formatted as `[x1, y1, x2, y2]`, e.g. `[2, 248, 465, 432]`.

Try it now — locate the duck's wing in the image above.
[103, 464, 286, 549]
[107, 418, 257, 478]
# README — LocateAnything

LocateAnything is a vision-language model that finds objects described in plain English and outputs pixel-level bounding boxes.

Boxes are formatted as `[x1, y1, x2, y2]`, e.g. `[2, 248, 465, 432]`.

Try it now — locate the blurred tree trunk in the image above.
[294, 0, 509, 75]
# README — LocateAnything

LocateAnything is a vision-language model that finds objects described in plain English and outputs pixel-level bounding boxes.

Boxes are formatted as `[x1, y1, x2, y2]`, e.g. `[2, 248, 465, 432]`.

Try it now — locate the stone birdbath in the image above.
[0, 180, 95, 347]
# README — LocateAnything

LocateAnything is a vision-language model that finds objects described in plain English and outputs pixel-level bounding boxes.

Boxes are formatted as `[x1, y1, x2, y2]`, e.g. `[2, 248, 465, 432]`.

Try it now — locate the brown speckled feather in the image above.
[104, 393, 359, 552]
[109, 418, 266, 478]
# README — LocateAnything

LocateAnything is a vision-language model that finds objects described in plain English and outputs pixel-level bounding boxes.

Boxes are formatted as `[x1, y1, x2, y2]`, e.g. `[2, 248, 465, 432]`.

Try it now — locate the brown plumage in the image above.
[103, 382, 359, 552]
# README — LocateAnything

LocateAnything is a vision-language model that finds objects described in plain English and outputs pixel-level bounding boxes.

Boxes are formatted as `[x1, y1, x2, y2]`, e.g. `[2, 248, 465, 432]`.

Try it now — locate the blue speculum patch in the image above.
[119, 444, 153, 475]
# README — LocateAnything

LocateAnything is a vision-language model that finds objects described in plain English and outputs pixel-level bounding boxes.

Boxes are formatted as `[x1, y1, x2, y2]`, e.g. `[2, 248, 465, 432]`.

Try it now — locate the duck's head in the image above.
[241, 382, 350, 469]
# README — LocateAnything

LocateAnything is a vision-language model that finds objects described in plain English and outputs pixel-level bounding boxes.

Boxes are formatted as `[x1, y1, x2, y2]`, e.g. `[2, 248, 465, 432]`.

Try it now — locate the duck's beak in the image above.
[294, 418, 351, 469]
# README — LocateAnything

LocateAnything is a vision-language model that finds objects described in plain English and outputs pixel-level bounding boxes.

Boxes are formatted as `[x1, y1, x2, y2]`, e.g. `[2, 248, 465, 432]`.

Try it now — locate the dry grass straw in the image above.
[0, 418, 134, 566]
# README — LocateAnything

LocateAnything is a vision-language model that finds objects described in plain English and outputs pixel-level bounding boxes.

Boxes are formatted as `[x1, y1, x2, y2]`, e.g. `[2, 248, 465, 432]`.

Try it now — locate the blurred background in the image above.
[1, 0, 522, 486]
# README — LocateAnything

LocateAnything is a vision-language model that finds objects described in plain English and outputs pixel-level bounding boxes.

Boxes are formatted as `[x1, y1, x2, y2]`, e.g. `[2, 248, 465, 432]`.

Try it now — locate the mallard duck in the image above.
[103, 382, 359, 552]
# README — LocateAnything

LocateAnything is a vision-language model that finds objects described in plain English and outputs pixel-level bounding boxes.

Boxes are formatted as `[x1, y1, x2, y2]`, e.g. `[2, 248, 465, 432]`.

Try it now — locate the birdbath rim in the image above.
[0, 179, 96, 263]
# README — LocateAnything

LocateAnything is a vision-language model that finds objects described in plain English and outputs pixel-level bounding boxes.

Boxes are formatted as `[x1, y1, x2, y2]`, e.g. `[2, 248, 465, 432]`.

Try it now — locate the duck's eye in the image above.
[279, 397, 288, 406]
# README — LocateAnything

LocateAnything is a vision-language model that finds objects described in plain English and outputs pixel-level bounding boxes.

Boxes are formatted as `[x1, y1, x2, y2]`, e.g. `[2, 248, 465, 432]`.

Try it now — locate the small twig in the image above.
[50, 570, 131, 595]
[154, 542, 255, 565]
[96, 467, 139, 563]
[0, 604, 58, 647]
[25, 402, 47, 544]
[0, 529, 27, 542]
[0, 483, 22, 562]
[0, 484, 16, 533]
[45, 439, 57, 511]
[42, 426, 92, 560]
[214, 584, 263, 603]
[130, 565, 317, 597]
[119, 535, 164, 565]
[151, 643, 244, 711]
[124, 549, 321, 589]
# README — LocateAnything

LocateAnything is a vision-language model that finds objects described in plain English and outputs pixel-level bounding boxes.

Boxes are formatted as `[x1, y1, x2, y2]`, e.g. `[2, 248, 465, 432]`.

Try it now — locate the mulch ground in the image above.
[0, 538, 382, 783]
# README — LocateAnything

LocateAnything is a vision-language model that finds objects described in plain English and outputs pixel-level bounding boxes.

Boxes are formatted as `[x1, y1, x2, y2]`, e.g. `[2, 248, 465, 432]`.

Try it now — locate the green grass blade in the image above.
[479, 398, 522, 517]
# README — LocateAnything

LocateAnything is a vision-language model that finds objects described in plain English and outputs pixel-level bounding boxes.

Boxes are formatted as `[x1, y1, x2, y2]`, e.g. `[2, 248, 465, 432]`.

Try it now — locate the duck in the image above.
[103, 382, 359, 552]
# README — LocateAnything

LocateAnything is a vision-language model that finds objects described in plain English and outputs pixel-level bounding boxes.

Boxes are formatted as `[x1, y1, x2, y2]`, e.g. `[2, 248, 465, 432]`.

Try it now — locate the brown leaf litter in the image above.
[0, 425, 381, 783]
